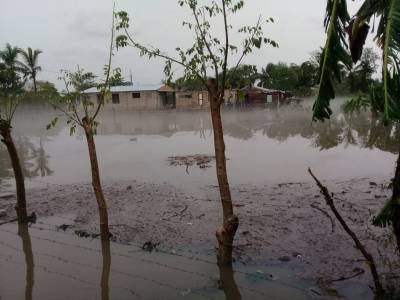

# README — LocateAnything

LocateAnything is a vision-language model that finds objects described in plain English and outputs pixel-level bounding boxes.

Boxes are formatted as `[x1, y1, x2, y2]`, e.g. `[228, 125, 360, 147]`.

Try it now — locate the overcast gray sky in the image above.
[0, 0, 373, 89]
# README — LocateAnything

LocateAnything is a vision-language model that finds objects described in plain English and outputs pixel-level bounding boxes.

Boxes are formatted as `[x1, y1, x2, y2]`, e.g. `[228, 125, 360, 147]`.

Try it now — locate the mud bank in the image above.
[0, 178, 399, 296]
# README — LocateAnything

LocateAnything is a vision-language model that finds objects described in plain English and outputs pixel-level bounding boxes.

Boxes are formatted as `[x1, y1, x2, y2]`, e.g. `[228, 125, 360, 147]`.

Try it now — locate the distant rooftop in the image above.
[241, 85, 286, 93]
[83, 83, 173, 94]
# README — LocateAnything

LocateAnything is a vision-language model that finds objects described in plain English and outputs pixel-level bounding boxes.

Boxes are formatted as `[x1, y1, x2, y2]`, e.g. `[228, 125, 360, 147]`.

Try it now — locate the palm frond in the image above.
[380, 0, 400, 122]
[343, 92, 371, 113]
[313, 0, 352, 121]
[347, 19, 370, 63]
[0, 44, 21, 69]
[351, 0, 400, 123]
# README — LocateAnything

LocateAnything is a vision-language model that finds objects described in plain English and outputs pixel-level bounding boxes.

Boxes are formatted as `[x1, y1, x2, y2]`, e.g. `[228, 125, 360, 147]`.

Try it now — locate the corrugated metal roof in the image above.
[83, 83, 170, 94]
[241, 85, 285, 93]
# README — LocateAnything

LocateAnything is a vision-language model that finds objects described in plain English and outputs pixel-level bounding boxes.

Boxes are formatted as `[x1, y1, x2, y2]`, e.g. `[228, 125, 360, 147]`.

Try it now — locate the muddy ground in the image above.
[0, 178, 399, 293]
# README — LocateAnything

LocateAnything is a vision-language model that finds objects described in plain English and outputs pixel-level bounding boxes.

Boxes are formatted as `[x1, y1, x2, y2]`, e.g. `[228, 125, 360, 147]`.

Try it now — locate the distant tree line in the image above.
[172, 47, 380, 98]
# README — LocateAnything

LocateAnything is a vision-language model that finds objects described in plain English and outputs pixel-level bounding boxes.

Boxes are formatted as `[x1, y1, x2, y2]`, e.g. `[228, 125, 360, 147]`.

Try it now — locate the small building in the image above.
[84, 84, 175, 111]
[175, 89, 238, 109]
[241, 86, 289, 105]
[224, 89, 238, 105]
[175, 90, 210, 110]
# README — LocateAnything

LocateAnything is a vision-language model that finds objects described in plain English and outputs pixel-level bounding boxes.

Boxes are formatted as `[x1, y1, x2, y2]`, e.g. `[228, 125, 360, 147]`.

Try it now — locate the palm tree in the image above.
[258, 67, 270, 88]
[19, 48, 42, 93]
[313, 0, 400, 252]
[0, 43, 21, 69]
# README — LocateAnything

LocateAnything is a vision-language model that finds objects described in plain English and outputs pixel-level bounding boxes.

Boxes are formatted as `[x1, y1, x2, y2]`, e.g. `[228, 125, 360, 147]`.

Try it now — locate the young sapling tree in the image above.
[115, 0, 277, 264]
[48, 8, 117, 240]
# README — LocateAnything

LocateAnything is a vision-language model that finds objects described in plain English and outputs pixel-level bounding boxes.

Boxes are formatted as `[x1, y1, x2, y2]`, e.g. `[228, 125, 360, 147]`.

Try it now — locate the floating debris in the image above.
[141, 241, 160, 252]
[0, 193, 14, 199]
[245, 270, 279, 282]
[74, 230, 100, 239]
[57, 224, 73, 231]
[167, 154, 215, 170]
[278, 256, 291, 262]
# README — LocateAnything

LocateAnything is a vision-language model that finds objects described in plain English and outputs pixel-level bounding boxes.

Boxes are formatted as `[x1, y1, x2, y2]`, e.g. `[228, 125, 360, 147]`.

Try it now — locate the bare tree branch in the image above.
[308, 168, 384, 295]
[93, 3, 116, 121]
[220, 0, 229, 104]
[122, 28, 208, 88]
[191, 4, 219, 81]
[234, 15, 262, 71]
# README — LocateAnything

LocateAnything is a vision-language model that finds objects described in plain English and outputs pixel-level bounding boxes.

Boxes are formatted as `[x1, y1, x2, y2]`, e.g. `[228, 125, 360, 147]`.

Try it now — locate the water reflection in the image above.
[2, 101, 400, 186]
[217, 262, 242, 300]
[96, 105, 400, 154]
[29, 137, 53, 177]
[17, 222, 34, 300]
[100, 239, 111, 300]
[0, 135, 53, 182]
[0, 143, 11, 180]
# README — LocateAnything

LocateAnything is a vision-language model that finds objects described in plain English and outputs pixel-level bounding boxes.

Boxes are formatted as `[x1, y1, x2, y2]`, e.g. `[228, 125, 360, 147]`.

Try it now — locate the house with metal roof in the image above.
[83, 83, 175, 111]
[240, 85, 291, 105]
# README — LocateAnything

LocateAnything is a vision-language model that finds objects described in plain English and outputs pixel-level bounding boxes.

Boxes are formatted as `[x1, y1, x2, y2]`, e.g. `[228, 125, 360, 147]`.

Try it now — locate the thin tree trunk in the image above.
[101, 239, 111, 300]
[18, 222, 34, 300]
[208, 79, 239, 266]
[391, 149, 400, 251]
[82, 118, 110, 240]
[0, 125, 28, 223]
[33, 76, 37, 94]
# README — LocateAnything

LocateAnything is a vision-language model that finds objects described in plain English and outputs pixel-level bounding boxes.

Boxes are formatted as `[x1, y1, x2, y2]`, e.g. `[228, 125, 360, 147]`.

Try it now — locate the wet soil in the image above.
[1, 177, 399, 297]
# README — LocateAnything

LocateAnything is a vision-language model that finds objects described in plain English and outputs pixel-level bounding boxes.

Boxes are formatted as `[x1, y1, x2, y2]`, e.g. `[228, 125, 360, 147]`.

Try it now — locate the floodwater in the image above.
[0, 98, 397, 192]
[0, 215, 316, 300]
[1, 99, 399, 299]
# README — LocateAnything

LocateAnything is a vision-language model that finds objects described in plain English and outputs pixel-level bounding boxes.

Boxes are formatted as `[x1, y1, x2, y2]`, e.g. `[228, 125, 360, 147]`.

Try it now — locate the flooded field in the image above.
[1, 99, 399, 299]
[0, 99, 397, 190]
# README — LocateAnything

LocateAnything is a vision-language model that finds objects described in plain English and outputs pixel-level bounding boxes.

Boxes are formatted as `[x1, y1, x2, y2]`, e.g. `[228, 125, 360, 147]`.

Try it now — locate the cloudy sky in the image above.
[0, 0, 374, 89]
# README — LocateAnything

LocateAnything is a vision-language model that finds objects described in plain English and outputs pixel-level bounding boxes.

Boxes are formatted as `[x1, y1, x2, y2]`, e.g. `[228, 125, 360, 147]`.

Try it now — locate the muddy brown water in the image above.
[0, 99, 399, 299]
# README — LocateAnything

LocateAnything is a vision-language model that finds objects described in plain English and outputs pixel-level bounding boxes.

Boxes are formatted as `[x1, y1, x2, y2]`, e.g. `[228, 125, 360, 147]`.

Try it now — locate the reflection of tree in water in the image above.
[311, 118, 345, 150]
[238, 105, 400, 154]
[345, 113, 400, 153]
[18, 223, 34, 300]
[90, 104, 400, 154]
[225, 123, 253, 140]
[0, 135, 53, 181]
[0, 144, 12, 179]
[100, 239, 111, 300]
[217, 261, 241, 300]
[263, 109, 314, 142]
[29, 137, 54, 177]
